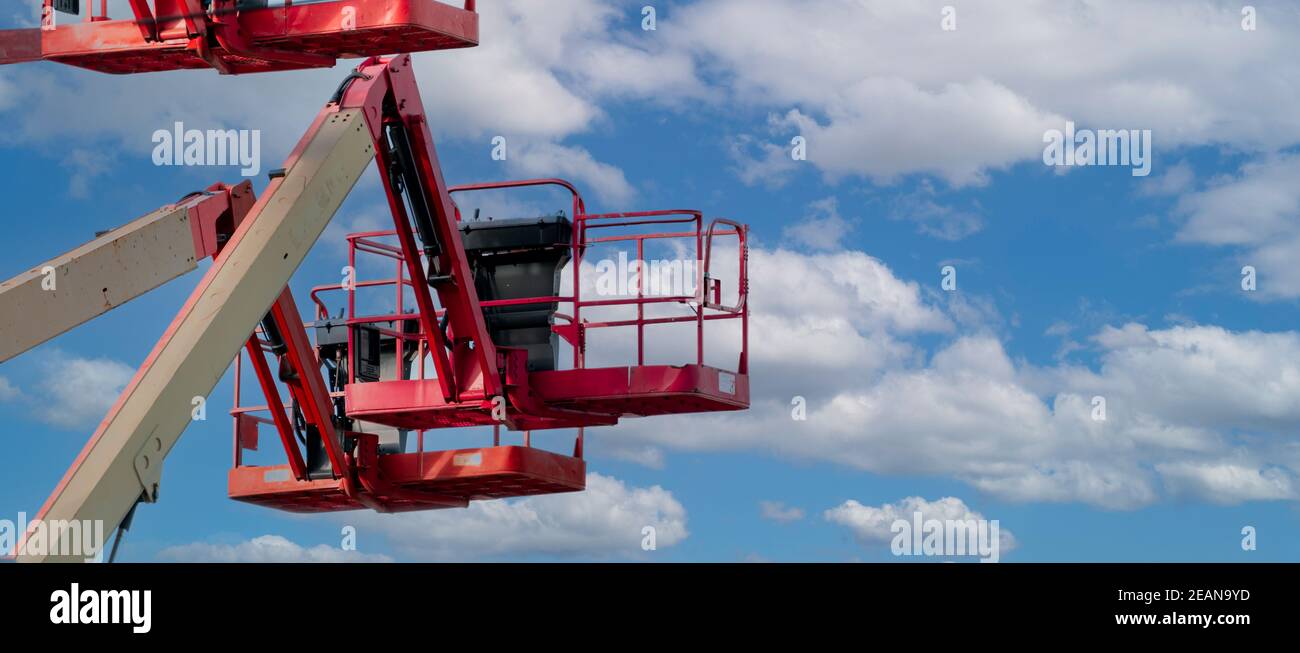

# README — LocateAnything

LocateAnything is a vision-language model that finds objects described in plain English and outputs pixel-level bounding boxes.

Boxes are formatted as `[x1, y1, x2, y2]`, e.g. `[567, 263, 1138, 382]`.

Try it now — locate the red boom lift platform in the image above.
[220, 63, 751, 513]
[228, 173, 750, 513]
[0, 0, 479, 75]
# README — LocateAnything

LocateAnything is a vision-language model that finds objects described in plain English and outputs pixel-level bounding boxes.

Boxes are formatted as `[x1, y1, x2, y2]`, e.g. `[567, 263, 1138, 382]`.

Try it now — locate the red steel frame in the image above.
[0, 0, 479, 75]
[229, 53, 506, 512]
[222, 56, 748, 513]
[230, 181, 751, 512]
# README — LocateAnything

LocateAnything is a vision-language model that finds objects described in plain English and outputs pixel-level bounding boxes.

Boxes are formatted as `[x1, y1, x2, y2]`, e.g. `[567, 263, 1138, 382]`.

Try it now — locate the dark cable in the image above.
[108, 500, 141, 564]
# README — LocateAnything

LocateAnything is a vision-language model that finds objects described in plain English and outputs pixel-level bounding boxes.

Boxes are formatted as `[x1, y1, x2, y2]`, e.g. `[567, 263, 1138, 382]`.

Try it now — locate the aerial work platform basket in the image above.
[229, 179, 750, 513]
[0, 0, 479, 75]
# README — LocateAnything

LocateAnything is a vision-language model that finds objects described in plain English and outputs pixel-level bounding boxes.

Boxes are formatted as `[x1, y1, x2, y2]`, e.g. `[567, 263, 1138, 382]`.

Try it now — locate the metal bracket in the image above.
[132, 429, 165, 503]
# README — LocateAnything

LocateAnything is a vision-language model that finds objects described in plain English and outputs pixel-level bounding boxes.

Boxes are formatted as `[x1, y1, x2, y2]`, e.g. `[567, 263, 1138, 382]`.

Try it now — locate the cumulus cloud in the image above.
[777, 79, 1061, 187]
[410, 0, 609, 140]
[10, 1, 1300, 199]
[759, 501, 806, 523]
[600, 240, 1300, 509]
[825, 496, 1017, 553]
[730, 132, 803, 189]
[597, 443, 666, 469]
[889, 183, 985, 240]
[21, 351, 135, 429]
[159, 535, 393, 563]
[506, 141, 636, 206]
[350, 473, 687, 560]
[62, 148, 117, 199]
[0, 376, 20, 402]
[649, 0, 1300, 185]
[782, 197, 854, 251]
[1173, 153, 1300, 299]
[415, 0, 706, 137]
[1139, 160, 1195, 197]
[1156, 462, 1297, 505]
[707, 246, 951, 404]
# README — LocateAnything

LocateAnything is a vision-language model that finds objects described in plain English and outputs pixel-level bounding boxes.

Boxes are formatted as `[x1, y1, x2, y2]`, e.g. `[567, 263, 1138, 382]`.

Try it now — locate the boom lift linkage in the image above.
[4, 53, 750, 561]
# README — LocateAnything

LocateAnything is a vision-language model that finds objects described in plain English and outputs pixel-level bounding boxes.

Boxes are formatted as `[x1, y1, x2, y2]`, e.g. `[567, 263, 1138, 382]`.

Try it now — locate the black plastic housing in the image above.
[459, 215, 573, 371]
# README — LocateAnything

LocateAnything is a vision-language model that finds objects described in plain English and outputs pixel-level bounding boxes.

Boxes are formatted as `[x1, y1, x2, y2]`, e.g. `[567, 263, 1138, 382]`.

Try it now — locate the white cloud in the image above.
[159, 535, 392, 563]
[1070, 324, 1300, 434]
[1156, 462, 1297, 505]
[825, 496, 1017, 553]
[639, 0, 1300, 185]
[782, 197, 854, 251]
[1176, 155, 1300, 247]
[759, 501, 805, 523]
[889, 183, 985, 240]
[10, 1, 1300, 198]
[757, 247, 952, 336]
[410, 1, 608, 140]
[29, 351, 134, 429]
[696, 246, 952, 405]
[1174, 153, 1300, 298]
[0, 376, 20, 402]
[730, 132, 802, 188]
[778, 79, 1062, 187]
[351, 473, 687, 560]
[62, 148, 117, 199]
[601, 243, 1300, 509]
[597, 443, 666, 469]
[1139, 160, 1195, 197]
[507, 141, 636, 206]
[409, 0, 704, 142]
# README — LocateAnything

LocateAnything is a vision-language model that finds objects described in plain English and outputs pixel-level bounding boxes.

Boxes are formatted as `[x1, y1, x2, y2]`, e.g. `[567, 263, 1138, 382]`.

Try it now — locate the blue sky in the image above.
[3, 0, 1300, 562]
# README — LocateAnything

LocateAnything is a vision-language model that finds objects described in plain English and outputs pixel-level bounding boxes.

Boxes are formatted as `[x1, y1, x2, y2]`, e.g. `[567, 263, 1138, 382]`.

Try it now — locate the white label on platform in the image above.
[719, 372, 736, 395]
[453, 452, 483, 467]
[264, 469, 291, 483]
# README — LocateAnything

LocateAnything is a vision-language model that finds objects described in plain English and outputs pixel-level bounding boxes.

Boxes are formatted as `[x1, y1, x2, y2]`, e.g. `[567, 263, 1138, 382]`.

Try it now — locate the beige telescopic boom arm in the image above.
[13, 105, 375, 562]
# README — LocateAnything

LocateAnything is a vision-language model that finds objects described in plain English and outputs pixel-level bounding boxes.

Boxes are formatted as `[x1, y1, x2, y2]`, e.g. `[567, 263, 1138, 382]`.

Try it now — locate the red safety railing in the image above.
[232, 178, 747, 465]
[448, 179, 748, 373]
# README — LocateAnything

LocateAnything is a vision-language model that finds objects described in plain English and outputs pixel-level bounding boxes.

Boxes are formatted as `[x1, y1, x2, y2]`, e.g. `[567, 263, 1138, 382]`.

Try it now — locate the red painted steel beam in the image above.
[388, 58, 503, 401]
[0, 28, 40, 66]
[337, 54, 502, 403]
[267, 288, 348, 477]
[126, 0, 158, 42]
[241, 336, 309, 480]
[340, 58, 458, 401]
